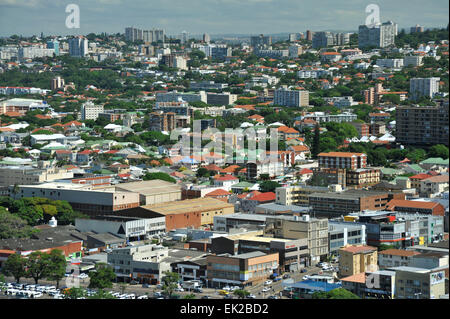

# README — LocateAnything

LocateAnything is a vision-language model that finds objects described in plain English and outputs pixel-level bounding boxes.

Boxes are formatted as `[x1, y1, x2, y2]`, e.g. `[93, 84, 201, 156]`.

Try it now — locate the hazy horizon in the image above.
[0, 0, 448, 38]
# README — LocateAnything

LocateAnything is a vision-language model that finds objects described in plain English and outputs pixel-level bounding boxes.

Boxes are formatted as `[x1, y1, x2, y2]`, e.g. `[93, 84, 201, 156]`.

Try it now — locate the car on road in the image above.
[154, 292, 163, 298]
[273, 277, 281, 282]
[130, 280, 139, 285]
[201, 295, 211, 299]
[268, 295, 278, 299]
[218, 290, 229, 296]
[222, 286, 231, 291]
[302, 275, 311, 280]
[137, 295, 148, 299]
[264, 280, 272, 285]
[223, 294, 233, 299]
[78, 273, 89, 279]
[142, 284, 151, 288]
[174, 287, 184, 292]
[246, 294, 256, 299]
[283, 274, 291, 279]
[193, 287, 203, 293]
[262, 287, 271, 293]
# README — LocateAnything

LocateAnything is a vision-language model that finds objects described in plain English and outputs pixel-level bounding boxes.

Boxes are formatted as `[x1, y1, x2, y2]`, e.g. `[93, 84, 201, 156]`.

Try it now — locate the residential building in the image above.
[318, 152, 367, 169]
[206, 92, 238, 105]
[376, 59, 404, 69]
[245, 161, 284, 180]
[68, 36, 89, 57]
[51, 76, 65, 91]
[114, 180, 182, 206]
[386, 199, 445, 216]
[149, 111, 176, 132]
[419, 175, 449, 198]
[338, 245, 378, 277]
[409, 77, 440, 101]
[156, 90, 207, 103]
[250, 34, 272, 49]
[404, 55, 424, 67]
[274, 89, 309, 107]
[80, 101, 104, 121]
[395, 104, 449, 146]
[275, 184, 330, 206]
[358, 21, 397, 48]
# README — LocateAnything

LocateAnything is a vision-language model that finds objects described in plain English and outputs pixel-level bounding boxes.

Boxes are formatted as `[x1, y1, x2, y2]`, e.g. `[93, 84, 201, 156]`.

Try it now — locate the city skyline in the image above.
[0, 0, 448, 37]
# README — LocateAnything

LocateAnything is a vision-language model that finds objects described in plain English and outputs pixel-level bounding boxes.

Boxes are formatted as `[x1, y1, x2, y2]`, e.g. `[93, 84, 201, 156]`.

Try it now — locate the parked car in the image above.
[218, 290, 229, 296]
[246, 294, 256, 299]
[193, 287, 203, 293]
[142, 284, 151, 288]
[273, 277, 281, 282]
[264, 280, 272, 285]
[201, 295, 211, 299]
[302, 275, 311, 280]
[283, 274, 291, 279]
[222, 286, 231, 291]
[301, 268, 307, 273]
[268, 295, 278, 299]
[153, 292, 163, 298]
[262, 287, 271, 293]
[174, 287, 184, 292]
[137, 295, 148, 299]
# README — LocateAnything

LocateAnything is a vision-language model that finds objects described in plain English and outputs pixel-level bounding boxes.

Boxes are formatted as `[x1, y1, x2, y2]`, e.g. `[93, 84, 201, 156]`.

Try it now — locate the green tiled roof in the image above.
[420, 157, 449, 165]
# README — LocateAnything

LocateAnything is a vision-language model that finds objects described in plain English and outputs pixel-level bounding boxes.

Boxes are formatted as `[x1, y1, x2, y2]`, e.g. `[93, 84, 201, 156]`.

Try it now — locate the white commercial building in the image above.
[80, 101, 104, 121]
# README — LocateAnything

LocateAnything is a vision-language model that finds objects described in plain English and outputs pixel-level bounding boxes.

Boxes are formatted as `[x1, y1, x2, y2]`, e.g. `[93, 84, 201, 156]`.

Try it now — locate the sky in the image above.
[0, 0, 448, 37]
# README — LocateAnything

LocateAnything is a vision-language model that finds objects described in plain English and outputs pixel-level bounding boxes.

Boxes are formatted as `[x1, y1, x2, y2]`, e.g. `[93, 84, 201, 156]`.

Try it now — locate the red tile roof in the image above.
[205, 189, 231, 197]
[248, 192, 276, 202]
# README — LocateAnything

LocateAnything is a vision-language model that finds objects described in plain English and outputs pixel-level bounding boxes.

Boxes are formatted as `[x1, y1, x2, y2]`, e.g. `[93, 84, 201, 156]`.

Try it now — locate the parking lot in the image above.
[0, 263, 335, 300]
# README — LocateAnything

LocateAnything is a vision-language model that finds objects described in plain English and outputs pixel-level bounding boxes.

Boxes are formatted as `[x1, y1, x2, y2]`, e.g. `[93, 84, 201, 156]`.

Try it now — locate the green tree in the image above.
[46, 249, 67, 289]
[161, 271, 180, 299]
[2, 253, 27, 283]
[89, 289, 116, 299]
[312, 288, 360, 299]
[429, 144, 449, 159]
[142, 172, 176, 183]
[63, 287, 86, 299]
[183, 293, 196, 299]
[311, 123, 321, 158]
[88, 263, 116, 289]
[0, 208, 38, 239]
[26, 251, 51, 284]
[259, 181, 281, 193]
[233, 289, 250, 299]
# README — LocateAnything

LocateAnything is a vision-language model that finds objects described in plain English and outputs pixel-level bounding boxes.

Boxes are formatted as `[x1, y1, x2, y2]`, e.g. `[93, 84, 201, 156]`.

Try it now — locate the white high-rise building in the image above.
[203, 33, 211, 43]
[69, 36, 89, 57]
[358, 21, 397, 48]
[409, 77, 441, 101]
[80, 101, 104, 121]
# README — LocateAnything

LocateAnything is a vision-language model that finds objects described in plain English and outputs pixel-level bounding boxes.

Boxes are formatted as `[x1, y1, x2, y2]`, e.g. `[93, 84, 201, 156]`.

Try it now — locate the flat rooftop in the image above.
[113, 179, 181, 195]
[309, 190, 392, 200]
[142, 197, 234, 215]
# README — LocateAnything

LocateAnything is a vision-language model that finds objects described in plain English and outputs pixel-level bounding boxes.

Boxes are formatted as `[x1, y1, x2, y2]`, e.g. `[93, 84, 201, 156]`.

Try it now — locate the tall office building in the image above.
[68, 36, 89, 57]
[203, 33, 211, 43]
[181, 31, 189, 44]
[46, 39, 59, 55]
[250, 34, 272, 49]
[289, 33, 297, 42]
[395, 103, 449, 146]
[411, 24, 424, 33]
[312, 32, 350, 48]
[51, 77, 65, 91]
[125, 27, 164, 43]
[409, 77, 440, 101]
[306, 30, 313, 41]
[358, 21, 397, 48]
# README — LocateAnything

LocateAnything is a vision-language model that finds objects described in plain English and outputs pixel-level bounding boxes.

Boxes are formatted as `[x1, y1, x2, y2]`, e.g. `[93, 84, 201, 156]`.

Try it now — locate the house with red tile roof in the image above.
[240, 192, 276, 212]
[213, 174, 239, 190]
[204, 189, 231, 202]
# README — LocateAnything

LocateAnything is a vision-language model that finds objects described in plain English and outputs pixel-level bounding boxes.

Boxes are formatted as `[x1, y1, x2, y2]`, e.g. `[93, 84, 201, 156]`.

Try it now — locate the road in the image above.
[1, 264, 335, 300]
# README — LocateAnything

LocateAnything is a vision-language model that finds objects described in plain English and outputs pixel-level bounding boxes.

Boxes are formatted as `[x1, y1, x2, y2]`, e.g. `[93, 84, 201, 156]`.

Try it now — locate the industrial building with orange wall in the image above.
[141, 198, 235, 231]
